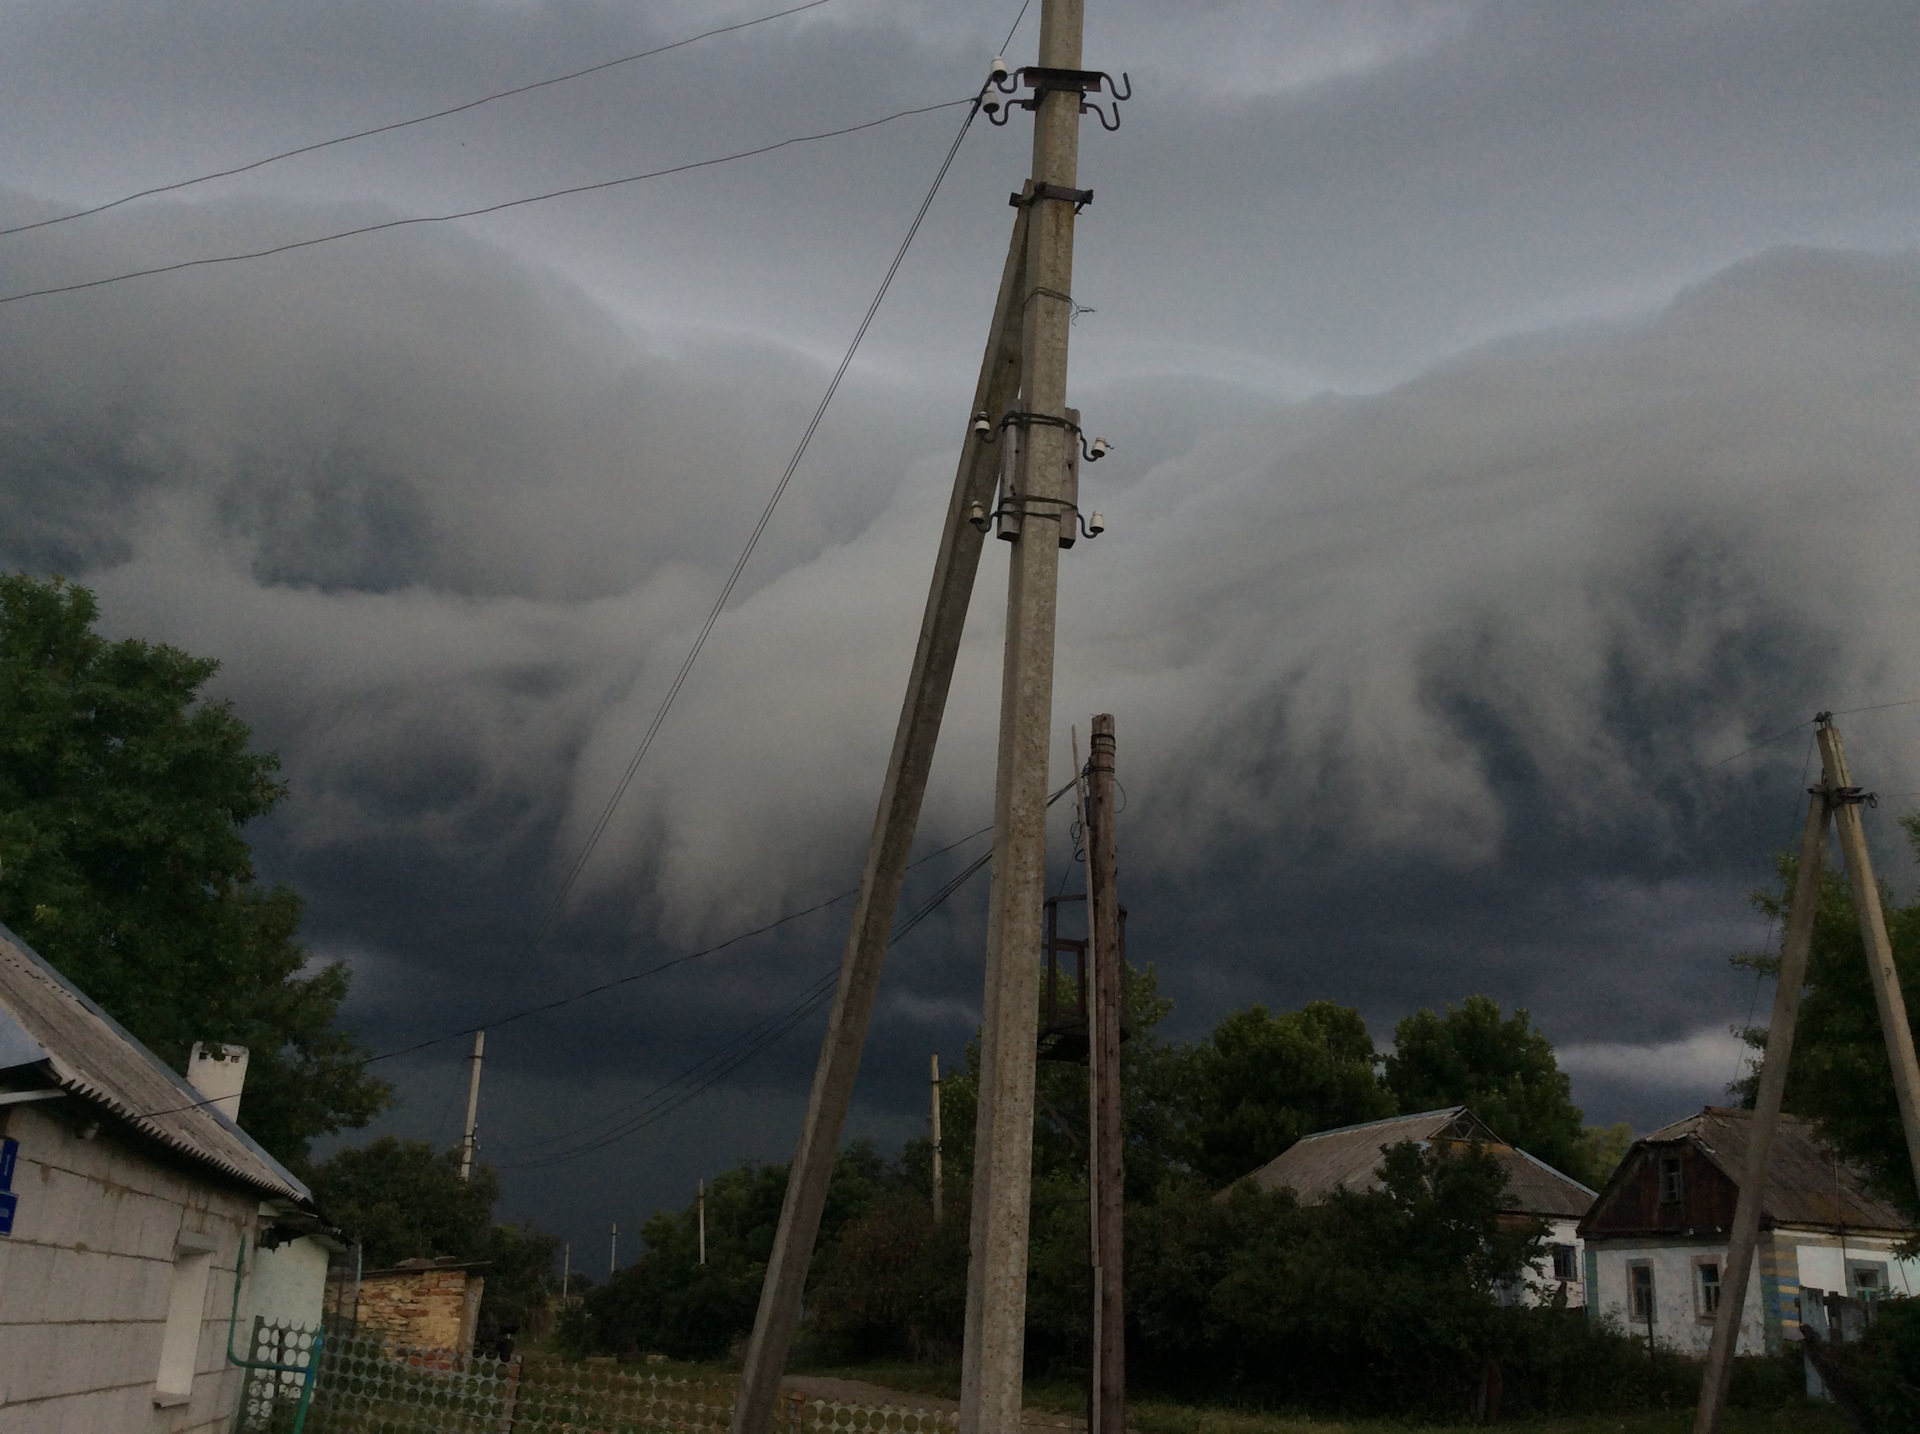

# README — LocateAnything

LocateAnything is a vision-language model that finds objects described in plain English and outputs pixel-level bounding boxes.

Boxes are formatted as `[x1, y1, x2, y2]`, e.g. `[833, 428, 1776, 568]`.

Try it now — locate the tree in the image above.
[1185, 1001, 1395, 1187]
[1736, 820, 1920, 1219]
[1385, 996, 1586, 1180]
[0, 574, 389, 1165]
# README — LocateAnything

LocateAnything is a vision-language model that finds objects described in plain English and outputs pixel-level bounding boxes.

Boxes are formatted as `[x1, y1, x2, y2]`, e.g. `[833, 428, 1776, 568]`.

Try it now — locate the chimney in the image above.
[186, 1043, 249, 1123]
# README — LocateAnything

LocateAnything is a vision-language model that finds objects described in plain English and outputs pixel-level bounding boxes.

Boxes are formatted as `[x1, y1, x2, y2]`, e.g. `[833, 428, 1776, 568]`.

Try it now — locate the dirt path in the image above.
[778, 1375, 1084, 1430]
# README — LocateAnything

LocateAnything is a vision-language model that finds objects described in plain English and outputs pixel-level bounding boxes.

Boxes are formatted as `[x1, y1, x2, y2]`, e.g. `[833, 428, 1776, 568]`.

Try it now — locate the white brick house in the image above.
[0, 921, 324, 1433]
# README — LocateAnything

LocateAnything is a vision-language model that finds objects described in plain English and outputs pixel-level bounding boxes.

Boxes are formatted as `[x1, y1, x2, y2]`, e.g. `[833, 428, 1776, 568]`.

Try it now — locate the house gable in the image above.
[1579, 1137, 1737, 1239]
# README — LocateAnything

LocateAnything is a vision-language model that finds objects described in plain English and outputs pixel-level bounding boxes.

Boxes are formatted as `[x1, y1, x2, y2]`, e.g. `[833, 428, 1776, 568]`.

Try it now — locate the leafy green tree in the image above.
[307, 1137, 560, 1345]
[0, 573, 389, 1164]
[1736, 820, 1920, 1219]
[1385, 996, 1586, 1180]
[579, 1143, 886, 1361]
[1575, 1121, 1635, 1190]
[1185, 1000, 1395, 1186]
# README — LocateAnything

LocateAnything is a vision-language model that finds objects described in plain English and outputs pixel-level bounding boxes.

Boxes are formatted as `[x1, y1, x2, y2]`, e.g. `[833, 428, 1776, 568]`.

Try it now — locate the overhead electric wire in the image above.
[0, 98, 973, 307]
[531, 71, 998, 943]
[493, 781, 1073, 1169]
[0, 0, 834, 240]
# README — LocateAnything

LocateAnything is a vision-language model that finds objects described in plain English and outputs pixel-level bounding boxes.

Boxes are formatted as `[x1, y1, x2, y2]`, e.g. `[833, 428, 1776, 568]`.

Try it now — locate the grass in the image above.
[782, 1362, 1852, 1434]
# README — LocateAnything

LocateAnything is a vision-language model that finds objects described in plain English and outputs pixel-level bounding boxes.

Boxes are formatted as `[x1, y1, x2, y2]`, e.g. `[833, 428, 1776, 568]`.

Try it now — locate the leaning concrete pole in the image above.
[1818, 719, 1920, 1193]
[1693, 781, 1831, 1434]
[459, 1029, 485, 1180]
[961, 4, 1090, 1430]
[728, 208, 1031, 1434]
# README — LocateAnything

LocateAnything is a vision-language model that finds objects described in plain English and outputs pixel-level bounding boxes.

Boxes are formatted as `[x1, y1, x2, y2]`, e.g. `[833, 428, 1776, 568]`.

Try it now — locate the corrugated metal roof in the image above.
[0, 921, 310, 1203]
[1639, 1106, 1909, 1234]
[1238, 1106, 1595, 1218]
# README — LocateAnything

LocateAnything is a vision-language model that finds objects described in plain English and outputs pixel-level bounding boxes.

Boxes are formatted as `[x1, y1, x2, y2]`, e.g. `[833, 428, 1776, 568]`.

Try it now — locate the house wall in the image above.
[237, 1235, 331, 1335]
[1586, 1235, 1771, 1356]
[1520, 1217, 1586, 1307]
[1789, 1230, 1920, 1302]
[0, 1102, 259, 1434]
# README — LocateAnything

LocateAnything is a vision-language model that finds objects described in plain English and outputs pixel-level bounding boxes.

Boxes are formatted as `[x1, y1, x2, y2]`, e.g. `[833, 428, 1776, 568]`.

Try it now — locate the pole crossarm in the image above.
[728, 204, 1031, 1434]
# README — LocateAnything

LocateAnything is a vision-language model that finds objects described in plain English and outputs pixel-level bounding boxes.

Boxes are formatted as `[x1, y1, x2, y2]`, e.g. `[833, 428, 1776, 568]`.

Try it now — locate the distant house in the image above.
[0, 920, 333, 1432]
[1234, 1106, 1597, 1304]
[1577, 1106, 1920, 1356]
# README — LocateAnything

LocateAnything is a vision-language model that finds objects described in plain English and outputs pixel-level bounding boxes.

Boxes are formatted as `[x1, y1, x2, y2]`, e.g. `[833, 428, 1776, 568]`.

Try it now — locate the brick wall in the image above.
[349, 1266, 485, 1356]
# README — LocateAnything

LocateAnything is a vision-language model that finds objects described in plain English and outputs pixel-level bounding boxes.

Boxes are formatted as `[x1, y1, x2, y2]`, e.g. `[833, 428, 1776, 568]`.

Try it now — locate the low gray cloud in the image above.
[5, 1, 1920, 1245]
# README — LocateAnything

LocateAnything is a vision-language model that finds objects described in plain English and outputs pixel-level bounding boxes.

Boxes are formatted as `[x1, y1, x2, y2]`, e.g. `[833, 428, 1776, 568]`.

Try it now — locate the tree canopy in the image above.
[1184, 1001, 1396, 1186]
[1385, 995, 1587, 1181]
[1737, 821, 1920, 1218]
[0, 573, 389, 1165]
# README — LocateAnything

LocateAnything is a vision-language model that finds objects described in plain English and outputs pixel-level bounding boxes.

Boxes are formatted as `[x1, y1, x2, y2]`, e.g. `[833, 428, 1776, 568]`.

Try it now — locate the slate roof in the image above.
[1635, 1106, 1907, 1234]
[1238, 1105, 1596, 1219]
[0, 920, 310, 1203]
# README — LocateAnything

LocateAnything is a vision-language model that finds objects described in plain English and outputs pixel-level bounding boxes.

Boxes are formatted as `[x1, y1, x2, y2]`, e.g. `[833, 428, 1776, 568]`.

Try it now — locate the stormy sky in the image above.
[5, 0, 1920, 1257]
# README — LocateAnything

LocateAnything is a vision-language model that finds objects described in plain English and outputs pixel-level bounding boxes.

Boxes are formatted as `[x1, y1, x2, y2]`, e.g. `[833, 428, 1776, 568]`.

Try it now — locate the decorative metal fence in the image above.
[240, 1327, 1078, 1434]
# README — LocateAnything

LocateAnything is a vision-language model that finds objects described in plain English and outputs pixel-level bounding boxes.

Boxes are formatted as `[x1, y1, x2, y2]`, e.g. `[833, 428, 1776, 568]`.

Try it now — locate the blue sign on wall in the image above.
[0, 1136, 17, 1236]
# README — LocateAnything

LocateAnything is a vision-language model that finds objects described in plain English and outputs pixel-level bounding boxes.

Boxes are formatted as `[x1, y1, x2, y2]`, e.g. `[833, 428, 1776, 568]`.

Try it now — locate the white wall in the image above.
[1790, 1231, 1920, 1302]
[1587, 1238, 1768, 1356]
[0, 1102, 258, 1434]
[1520, 1217, 1585, 1307]
[238, 1235, 330, 1335]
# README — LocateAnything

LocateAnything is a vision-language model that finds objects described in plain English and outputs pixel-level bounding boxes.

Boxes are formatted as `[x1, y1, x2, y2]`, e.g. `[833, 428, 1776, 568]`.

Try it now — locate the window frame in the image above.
[1550, 1243, 1578, 1282]
[1846, 1260, 1889, 1301]
[1657, 1154, 1684, 1204]
[1692, 1255, 1721, 1321]
[155, 1232, 219, 1407]
[1627, 1259, 1656, 1324]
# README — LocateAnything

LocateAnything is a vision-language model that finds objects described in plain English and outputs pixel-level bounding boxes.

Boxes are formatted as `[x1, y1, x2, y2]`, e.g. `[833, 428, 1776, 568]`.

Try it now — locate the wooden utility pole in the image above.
[1695, 714, 1920, 1434]
[1817, 719, 1920, 1190]
[1083, 715, 1124, 1434]
[962, 4, 1096, 1429]
[459, 1029, 485, 1181]
[1692, 782, 1831, 1434]
[930, 1054, 945, 1224]
[728, 156, 1034, 1434]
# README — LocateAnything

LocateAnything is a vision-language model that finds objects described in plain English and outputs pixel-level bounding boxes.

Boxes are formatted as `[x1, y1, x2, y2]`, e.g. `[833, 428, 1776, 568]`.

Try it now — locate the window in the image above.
[1658, 1155, 1684, 1204]
[1550, 1244, 1578, 1281]
[1847, 1261, 1889, 1301]
[155, 1234, 218, 1406]
[1628, 1261, 1656, 1323]
[1694, 1259, 1721, 1319]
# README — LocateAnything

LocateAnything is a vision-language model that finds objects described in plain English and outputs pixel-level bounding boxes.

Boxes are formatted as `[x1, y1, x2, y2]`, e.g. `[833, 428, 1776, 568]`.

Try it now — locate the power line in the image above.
[0, 0, 835, 241]
[532, 72, 996, 942]
[0, 98, 973, 307]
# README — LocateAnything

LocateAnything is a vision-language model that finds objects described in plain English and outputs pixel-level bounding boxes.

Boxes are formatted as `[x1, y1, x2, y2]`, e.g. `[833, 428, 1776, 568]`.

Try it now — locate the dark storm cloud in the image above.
[6, 2, 1920, 1241]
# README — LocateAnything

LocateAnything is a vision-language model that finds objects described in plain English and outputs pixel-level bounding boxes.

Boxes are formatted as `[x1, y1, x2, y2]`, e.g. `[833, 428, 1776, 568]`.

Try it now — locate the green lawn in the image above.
[788, 1361, 1851, 1434]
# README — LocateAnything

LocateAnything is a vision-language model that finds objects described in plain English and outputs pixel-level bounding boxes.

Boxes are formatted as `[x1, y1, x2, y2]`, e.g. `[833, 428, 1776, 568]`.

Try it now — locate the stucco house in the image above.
[1577, 1106, 1919, 1356]
[1234, 1106, 1597, 1304]
[0, 919, 332, 1433]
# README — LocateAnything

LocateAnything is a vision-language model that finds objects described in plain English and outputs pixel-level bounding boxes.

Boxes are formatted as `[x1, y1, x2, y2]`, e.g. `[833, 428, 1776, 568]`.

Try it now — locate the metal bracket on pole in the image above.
[984, 67, 1131, 130]
[1009, 183, 1094, 211]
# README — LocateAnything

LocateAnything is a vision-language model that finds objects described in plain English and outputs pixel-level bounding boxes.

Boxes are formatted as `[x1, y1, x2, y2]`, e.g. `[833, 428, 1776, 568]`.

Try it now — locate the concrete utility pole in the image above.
[1694, 713, 1920, 1434]
[459, 1029, 485, 1181]
[728, 171, 1034, 1434]
[562, 1243, 570, 1305]
[1817, 718, 1920, 1192]
[698, 1179, 707, 1266]
[1083, 715, 1124, 1434]
[1692, 782, 1831, 1434]
[610, 1222, 618, 1276]
[930, 1054, 945, 1225]
[963, 4, 1095, 1430]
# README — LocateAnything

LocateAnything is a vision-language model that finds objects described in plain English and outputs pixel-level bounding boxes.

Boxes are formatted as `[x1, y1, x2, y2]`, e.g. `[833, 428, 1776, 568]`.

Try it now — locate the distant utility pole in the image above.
[930, 1054, 945, 1225]
[609, 1222, 618, 1277]
[1082, 714, 1125, 1434]
[729, 3, 1122, 1430]
[459, 1029, 485, 1181]
[698, 1179, 707, 1266]
[562, 1243, 570, 1305]
[1694, 714, 1920, 1434]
